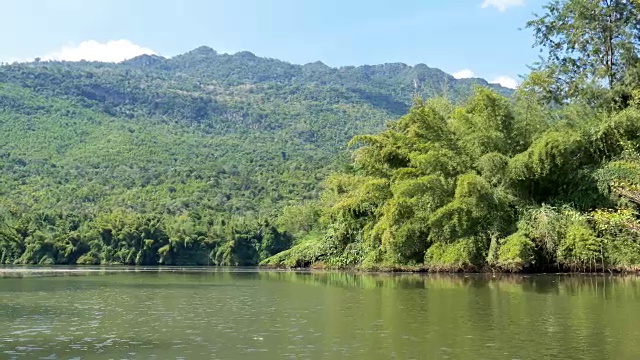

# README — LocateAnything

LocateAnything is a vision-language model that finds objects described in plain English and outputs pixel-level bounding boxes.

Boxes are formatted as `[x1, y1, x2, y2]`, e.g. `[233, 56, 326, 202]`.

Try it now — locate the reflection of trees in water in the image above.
[252, 271, 640, 359]
[4, 268, 639, 299]
[256, 270, 640, 295]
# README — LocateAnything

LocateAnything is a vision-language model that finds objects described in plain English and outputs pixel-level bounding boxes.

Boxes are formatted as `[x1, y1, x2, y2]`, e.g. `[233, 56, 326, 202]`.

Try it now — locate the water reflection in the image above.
[257, 270, 640, 297]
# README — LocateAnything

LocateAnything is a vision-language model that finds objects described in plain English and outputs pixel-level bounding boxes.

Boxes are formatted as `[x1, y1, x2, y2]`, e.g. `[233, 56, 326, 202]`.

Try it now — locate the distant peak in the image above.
[380, 63, 410, 71]
[304, 61, 330, 68]
[188, 46, 218, 56]
[121, 54, 166, 66]
[235, 51, 256, 58]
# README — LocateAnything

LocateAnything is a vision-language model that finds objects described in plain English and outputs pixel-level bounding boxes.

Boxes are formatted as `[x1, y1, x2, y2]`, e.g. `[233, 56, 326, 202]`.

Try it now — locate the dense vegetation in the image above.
[264, 0, 640, 272]
[4, 0, 638, 273]
[0, 38, 509, 266]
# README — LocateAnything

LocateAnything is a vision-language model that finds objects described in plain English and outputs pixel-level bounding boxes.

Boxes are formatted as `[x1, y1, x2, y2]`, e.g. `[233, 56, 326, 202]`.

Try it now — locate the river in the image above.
[1, 267, 639, 359]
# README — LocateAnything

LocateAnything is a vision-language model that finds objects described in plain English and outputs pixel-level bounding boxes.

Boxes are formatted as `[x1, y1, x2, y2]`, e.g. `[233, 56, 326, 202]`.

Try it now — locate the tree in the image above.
[526, 0, 640, 109]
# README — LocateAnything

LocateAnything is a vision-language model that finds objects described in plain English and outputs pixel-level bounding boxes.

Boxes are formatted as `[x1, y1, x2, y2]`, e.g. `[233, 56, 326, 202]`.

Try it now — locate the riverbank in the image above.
[0, 265, 308, 278]
[261, 261, 640, 274]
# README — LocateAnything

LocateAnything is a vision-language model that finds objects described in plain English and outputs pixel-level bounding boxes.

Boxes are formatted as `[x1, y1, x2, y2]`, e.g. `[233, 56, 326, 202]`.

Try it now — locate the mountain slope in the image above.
[0, 47, 513, 266]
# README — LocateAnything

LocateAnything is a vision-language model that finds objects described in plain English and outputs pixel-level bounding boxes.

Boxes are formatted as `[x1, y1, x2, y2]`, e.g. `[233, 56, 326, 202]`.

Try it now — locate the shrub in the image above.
[495, 232, 535, 272]
[425, 238, 482, 272]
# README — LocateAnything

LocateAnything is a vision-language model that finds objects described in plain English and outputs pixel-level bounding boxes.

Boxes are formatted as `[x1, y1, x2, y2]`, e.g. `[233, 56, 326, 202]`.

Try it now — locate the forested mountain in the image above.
[0, 46, 512, 266]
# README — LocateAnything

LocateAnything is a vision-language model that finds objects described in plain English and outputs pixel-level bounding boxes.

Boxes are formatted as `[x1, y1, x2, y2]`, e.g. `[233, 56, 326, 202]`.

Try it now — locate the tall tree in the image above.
[526, 0, 640, 108]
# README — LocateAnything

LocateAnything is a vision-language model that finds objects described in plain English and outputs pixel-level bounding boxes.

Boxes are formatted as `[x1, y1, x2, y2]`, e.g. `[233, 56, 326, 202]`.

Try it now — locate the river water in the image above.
[0, 267, 639, 359]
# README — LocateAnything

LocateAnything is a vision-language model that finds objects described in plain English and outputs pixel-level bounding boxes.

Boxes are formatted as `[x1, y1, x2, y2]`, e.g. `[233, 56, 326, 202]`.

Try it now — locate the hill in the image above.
[0, 47, 512, 266]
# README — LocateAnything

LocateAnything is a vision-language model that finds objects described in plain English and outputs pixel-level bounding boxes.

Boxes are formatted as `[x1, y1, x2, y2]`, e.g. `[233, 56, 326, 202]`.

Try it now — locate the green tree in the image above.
[526, 0, 640, 109]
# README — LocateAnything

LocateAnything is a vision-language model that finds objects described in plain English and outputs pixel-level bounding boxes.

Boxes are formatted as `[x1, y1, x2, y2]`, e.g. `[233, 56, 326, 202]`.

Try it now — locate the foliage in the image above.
[268, 0, 640, 272]
[494, 232, 536, 272]
[526, 0, 640, 110]
[269, 86, 640, 272]
[259, 233, 329, 268]
[592, 208, 640, 270]
[425, 237, 484, 272]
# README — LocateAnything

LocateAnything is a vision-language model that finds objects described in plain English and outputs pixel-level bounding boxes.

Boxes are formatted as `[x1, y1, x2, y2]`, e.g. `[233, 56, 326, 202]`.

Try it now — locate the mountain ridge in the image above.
[120, 45, 511, 92]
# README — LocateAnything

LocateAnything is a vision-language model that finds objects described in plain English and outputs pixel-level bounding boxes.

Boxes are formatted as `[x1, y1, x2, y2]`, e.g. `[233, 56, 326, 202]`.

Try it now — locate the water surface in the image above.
[1, 267, 639, 359]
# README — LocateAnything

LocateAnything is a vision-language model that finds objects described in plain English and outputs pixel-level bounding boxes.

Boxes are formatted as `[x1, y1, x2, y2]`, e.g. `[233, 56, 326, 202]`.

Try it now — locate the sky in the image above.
[0, 0, 545, 89]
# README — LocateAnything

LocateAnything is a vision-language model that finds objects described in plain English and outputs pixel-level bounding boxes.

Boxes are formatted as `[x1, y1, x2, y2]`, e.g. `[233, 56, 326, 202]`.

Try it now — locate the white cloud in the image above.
[481, 0, 525, 12]
[40, 39, 156, 63]
[452, 69, 476, 79]
[452, 69, 519, 88]
[491, 76, 519, 89]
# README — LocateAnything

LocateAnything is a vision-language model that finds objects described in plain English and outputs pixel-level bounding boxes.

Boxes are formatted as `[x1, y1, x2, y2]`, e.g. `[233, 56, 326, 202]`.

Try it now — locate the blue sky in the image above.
[1, 0, 543, 88]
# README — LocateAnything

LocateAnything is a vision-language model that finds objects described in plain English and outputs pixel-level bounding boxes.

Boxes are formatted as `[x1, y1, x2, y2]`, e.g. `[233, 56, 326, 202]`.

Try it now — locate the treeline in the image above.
[264, 0, 640, 272]
[0, 83, 318, 266]
[0, 207, 292, 266]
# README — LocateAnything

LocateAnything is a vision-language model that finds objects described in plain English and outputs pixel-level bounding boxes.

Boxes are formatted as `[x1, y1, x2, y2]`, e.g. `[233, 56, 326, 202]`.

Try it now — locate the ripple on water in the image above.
[2, 271, 640, 359]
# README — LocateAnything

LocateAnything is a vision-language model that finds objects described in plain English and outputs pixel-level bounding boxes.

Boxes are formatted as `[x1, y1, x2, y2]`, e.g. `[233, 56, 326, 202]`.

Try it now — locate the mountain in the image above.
[0, 46, 513, 266]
